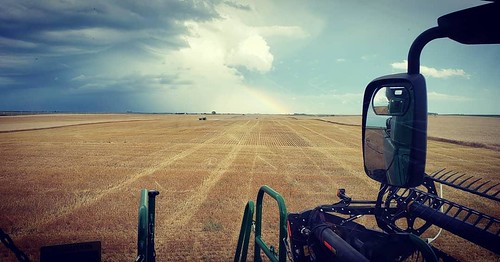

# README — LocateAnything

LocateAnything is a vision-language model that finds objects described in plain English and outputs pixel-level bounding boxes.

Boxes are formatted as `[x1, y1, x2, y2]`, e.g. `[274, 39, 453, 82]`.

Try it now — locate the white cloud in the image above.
[391, 61, 407, 70]
[391, 60, 470, 79]
[336, 58, 346, 62]
[178, 16, 275, 74]
[226, 34, 273, 72]
[422, 66, 469, 79]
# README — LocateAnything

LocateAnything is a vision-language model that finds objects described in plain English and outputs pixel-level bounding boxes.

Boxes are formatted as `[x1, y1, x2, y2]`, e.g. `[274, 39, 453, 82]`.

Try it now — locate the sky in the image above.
[1, 0, 499, 115]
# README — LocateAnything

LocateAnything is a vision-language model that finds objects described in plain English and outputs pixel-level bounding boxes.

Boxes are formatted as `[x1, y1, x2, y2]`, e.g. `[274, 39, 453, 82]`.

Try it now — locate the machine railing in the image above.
[235, 185, 288, 262]
[234, 201, 255, 262]
[136, 189, 159, 262]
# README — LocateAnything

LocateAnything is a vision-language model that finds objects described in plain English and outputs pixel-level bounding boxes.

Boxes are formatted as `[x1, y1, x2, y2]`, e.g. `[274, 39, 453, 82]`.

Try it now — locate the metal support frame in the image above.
[136, 189, 159, 262]
[235, 185, 287, 262]
[234, 201, 255, 262]
[254, 185, 288, 262]
[407, 27, 446, 74]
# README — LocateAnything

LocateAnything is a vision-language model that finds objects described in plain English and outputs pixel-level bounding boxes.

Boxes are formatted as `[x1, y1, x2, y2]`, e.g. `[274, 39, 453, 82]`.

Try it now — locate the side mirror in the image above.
[362, 73, 427, 187]
[361, 2, 499, 188]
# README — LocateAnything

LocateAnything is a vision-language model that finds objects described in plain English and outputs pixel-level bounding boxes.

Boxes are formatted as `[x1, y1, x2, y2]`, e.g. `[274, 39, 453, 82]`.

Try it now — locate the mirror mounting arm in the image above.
[407, 27, 446, 75]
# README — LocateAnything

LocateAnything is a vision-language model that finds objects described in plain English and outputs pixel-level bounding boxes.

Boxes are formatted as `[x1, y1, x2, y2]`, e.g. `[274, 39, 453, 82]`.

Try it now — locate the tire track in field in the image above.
[427, 141, 494, 164]
[294, 120, 359, 149]
[280, 119, 377, 191]
[279, 119, 328, 175]
[17, 142, 200, 237]
[164, 120, 258, 228]
[281, 119, 358, 176]
[256, 155, 278, 170]
[229, 126, 263, 249]
[278, 120, 347, 193]
[0, 119, 154, 133]
[15, 120, 251, 237]
[313, 146, 379, 191]
[276, 119, 314, 147]
[252, 119, 321, 195]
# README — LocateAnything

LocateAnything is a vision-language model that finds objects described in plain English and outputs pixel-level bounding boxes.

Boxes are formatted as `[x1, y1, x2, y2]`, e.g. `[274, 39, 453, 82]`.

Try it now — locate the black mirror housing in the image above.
[362, 73, 427, 187]
[438, 3, 500, 45]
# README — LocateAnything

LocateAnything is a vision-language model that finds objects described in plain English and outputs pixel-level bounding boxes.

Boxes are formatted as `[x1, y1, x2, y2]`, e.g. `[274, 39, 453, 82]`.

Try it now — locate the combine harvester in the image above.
[137, 3, 499, 262]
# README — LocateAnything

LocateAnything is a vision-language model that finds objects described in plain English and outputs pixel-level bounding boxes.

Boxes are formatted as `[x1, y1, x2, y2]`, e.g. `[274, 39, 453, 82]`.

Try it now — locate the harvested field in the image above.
[0, 114, 498, 261]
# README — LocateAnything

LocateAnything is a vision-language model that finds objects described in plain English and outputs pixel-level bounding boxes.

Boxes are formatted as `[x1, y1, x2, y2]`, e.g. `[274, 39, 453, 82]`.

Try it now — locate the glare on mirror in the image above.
[364, 111, 391, 182]
[372, 86, 409, 116]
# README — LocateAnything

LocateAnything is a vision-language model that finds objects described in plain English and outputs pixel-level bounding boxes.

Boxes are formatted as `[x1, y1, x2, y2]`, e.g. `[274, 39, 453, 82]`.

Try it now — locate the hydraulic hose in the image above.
[312, 224, 369, 262]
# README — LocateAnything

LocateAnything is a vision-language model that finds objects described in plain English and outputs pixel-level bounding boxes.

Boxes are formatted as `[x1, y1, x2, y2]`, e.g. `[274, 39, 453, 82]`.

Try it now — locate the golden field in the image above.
[0, 114, 498, 261]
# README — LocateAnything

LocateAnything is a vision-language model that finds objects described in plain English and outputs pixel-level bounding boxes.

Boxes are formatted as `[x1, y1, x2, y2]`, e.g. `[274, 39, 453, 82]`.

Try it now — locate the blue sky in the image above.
[1, 0, 498, 114]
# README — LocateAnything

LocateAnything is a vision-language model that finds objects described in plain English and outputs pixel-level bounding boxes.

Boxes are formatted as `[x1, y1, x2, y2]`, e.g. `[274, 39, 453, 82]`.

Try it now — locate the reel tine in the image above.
[436, 169, 453, 180]
[465, 178, 482, 189]
[473, 180, 491, 191]
[431, 168, 446, 178]
[457, 176, 474, 186]
[443, 171, 460, 182]
[450, 173, 467, 184]
[482, 182, 500, 195]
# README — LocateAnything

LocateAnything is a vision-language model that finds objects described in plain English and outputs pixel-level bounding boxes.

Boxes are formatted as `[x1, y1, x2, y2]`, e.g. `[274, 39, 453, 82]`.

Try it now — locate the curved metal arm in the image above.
[234, 201, 255, 262]
[254, 185, 287, 262]
[407, 27, 447, 74]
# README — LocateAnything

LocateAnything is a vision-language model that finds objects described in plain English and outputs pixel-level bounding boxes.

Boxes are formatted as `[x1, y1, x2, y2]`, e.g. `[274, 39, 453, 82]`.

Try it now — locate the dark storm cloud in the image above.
[1, 0, 220, 58]
[0, 0, 220, 112]
[0, 1, 219, 41]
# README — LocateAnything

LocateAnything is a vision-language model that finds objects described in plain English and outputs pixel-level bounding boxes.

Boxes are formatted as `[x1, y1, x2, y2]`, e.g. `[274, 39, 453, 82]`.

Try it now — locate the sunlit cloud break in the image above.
[391, 60, 470, 79]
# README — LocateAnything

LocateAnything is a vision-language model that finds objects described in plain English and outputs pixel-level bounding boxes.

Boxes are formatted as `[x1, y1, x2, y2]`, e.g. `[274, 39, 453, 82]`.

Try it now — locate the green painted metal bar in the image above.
[136, 189, 149, 262]
[147, 190, 159, 262]
[253, 185, 288, 262]
[234, 201, 255, 262]
[255, 237, 278, 262]
[136, 189, 159, 262]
